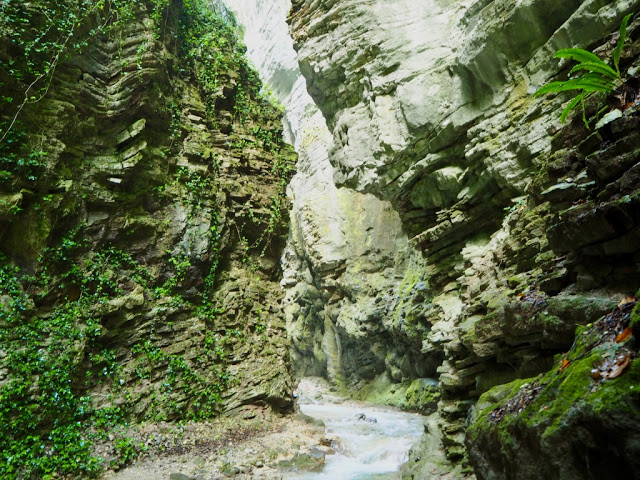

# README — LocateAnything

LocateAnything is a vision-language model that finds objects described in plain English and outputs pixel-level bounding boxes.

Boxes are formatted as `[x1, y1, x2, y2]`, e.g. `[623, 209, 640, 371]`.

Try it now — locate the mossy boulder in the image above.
[466, 301, 640, 480]
[277, 452, 325, 472]
[405, 378, 440, 413]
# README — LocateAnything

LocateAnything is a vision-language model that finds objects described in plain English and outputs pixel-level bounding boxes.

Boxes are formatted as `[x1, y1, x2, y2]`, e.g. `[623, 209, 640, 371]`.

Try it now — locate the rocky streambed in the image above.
[102, 378, 431, 479]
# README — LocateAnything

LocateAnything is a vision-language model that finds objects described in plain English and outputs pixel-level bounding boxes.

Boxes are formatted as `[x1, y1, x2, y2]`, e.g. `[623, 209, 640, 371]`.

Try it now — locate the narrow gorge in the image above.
[1, 0, 640, 479]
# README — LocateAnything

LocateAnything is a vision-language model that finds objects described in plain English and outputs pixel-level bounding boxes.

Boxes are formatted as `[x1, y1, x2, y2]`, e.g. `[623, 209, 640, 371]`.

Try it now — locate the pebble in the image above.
[169, 473, 191, 480]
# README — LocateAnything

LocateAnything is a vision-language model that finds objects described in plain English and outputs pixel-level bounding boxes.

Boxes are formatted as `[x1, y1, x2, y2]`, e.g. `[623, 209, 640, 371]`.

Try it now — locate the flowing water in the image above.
[292, 380, 425, 479]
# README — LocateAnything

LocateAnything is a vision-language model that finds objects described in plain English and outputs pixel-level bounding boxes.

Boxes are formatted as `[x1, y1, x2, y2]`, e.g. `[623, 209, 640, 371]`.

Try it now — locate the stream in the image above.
[292, 380, 426, 479]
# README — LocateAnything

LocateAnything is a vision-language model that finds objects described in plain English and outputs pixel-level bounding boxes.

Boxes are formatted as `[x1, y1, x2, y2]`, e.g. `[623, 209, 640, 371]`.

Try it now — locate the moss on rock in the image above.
[466, 300, 640, 480]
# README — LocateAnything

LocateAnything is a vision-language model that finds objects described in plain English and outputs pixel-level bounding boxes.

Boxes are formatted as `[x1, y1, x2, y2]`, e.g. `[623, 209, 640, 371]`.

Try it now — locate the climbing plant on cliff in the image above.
[173, 0, 295, 270]
[0, 241, 134, 478]
[0, 0, 282, 478]
[534, 13, 633, 127]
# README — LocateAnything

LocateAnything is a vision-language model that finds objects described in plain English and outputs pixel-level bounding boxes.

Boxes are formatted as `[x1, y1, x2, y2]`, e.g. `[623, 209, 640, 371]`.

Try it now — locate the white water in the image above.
[294, 389, 425, 479]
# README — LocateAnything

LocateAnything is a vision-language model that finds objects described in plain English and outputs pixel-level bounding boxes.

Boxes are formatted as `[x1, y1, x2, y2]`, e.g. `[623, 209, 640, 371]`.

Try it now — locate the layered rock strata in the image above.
[284, 0, 640, 473]
[225, 0, 440, 412]
[0, 0, 296, 474]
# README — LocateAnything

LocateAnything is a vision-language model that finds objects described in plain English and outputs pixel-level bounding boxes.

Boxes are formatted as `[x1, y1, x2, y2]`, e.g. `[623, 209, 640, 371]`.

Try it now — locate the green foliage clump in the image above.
[131, 340, 230, 420]
[534, 13, 633, 127]
[0, 126, 47, 185]
[0, 226, 230, 478]
[110, 436, 147, 469]
[0, 238, 132, 478]
[176, 0, 244, 120]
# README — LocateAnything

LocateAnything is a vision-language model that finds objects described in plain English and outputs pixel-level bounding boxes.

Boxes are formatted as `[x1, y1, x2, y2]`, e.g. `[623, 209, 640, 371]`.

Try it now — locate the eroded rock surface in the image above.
[0, 1, 296, 474]
[225, 0, 440, 413]
[7, 0, 636, 477]
[283, 0, 640, 475]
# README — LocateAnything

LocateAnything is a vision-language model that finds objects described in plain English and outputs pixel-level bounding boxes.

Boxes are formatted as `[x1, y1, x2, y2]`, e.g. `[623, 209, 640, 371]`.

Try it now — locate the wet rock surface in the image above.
[102, 377, 426, 480]
[100, 407, 328, 480]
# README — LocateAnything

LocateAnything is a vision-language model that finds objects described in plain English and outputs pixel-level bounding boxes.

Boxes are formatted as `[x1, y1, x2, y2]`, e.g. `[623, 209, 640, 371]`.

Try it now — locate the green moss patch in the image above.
[467, 298, 640, 479]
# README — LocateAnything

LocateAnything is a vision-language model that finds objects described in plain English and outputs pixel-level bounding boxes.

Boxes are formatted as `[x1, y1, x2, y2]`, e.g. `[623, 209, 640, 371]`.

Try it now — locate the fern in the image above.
[534, 13, 633, 128]
[613, 13, 633, 75]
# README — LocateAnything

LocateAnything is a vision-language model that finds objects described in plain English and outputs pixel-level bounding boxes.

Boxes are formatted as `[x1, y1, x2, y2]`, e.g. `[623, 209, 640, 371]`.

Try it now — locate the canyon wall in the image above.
[225, 0, 441, 408]
[2, 0, 639, 477]
[0, 1, 295, 474]
[231, 0, 640, 477]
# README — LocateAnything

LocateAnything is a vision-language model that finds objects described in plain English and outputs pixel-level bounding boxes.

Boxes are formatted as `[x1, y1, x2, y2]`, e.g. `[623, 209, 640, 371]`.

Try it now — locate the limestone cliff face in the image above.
[225, 0, 440, 402]
[288, 0, 640, 475]
[0, 1, 296, 473]
[231, 0, 640, 476]
[288, 0, 639, 236]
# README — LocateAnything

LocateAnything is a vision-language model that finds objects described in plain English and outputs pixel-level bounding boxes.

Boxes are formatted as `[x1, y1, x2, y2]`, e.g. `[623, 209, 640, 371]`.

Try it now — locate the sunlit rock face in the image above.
[236, 0, 640, 473]
[224, 0, 448, 398]
[289, 0, 639, 241]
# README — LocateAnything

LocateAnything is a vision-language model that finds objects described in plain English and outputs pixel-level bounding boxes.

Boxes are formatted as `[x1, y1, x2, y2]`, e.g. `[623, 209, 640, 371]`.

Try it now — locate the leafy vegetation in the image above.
[131, 339, 230, 421]
[534, 13, 633, 127]
[0, 239, 130, 478]
[0, 226, 232, 477]
[0, 0, 295, 477]
[0, 126, 47, 185]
